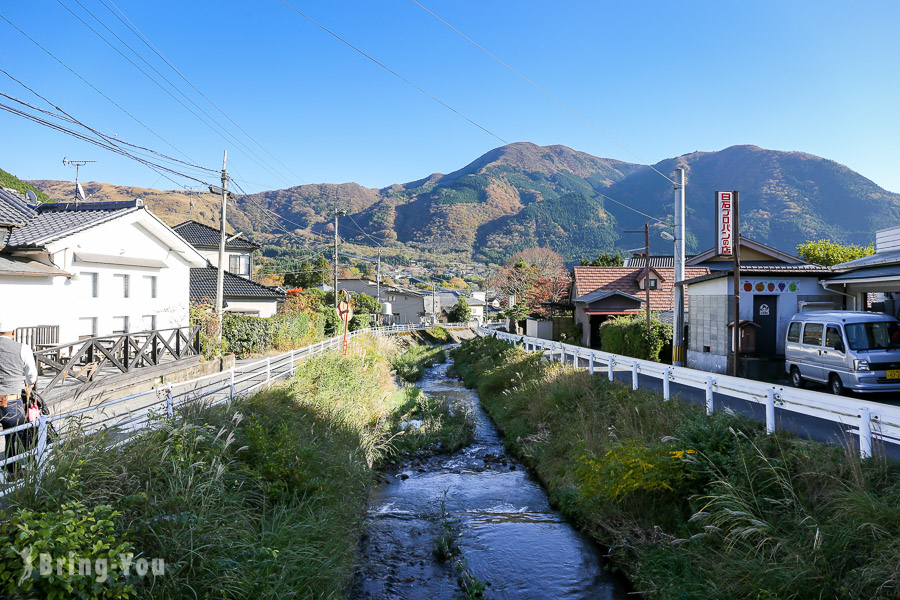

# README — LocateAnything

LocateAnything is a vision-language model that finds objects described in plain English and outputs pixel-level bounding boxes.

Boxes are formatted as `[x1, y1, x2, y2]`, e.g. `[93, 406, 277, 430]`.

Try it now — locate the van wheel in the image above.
[790, 367, 805, 389]
[829, 374, 846, 396]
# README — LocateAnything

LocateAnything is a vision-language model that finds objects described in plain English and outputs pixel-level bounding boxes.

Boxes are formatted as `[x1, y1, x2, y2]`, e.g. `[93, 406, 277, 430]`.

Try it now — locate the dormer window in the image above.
[649, 278, 658, 290]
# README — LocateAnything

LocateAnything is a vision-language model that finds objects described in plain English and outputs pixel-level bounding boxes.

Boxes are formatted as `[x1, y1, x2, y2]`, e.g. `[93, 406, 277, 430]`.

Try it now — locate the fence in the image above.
[478, 327, 900, 460]
[0, 323, 472, 495]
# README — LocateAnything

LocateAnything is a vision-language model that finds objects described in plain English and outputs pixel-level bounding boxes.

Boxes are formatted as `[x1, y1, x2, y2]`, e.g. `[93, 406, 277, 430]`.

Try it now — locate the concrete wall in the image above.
[225, 299, 279, 318]
[526, 319, 553, 340]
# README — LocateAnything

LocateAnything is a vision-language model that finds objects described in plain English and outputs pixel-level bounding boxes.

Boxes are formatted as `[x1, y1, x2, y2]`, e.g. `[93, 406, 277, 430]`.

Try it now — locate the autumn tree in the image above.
[796, 240, 874, 267]
[488, 247, 571, 318]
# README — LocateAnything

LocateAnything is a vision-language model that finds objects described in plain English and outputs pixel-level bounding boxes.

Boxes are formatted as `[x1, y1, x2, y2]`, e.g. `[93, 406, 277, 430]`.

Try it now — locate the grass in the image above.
[0, 334, 473, 599]
[383, 386, 474, 458]
[451, 335, 900, 599]
[391, 344, 448, 383]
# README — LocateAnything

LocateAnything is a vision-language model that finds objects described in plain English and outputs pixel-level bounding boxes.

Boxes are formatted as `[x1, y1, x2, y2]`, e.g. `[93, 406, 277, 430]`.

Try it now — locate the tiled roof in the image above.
[572, 266, 710, 312]
[174, 220, 259, 250]
[574, 289, 644, 304]
[623, 256, 699, 268]
[190, 267, 284, 302]
[831, 249, 900, 271]
[7, 201, 142, 248]
[0, 188, 37, 227]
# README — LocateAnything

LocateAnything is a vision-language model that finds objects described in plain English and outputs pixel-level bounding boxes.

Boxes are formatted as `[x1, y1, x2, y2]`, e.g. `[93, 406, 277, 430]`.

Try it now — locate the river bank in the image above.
[451, 335, 900, 599]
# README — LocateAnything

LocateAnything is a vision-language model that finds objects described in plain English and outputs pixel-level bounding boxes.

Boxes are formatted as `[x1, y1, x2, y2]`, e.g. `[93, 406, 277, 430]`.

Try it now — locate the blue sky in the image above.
[1, 1, 898, 195]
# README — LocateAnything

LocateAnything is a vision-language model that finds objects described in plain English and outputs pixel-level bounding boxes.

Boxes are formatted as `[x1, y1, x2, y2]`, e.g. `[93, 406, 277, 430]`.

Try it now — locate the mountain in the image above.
[27, 143, 900, 264]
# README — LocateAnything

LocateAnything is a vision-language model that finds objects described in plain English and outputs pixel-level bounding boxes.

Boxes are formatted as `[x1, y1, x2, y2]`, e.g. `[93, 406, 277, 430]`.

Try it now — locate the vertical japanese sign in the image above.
[716, 191, 734, 257]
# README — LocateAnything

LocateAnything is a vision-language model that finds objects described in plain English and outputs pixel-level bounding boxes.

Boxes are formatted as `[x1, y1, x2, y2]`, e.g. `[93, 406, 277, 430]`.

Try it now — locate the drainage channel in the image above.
[354, 357, 628, 599]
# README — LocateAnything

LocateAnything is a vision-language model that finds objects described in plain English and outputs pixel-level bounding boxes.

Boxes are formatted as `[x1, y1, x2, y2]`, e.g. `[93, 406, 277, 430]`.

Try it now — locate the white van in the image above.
[785, 311, 900, 395]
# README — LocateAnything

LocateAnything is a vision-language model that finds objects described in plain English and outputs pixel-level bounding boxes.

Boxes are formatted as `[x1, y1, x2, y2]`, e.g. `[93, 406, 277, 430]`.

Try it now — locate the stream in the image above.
[354, 357, 628, 599]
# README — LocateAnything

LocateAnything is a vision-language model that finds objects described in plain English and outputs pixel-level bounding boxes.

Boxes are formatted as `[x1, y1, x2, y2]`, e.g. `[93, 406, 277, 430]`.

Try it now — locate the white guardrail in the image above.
[0, 323, 475, 495]
[478, 327, 900, 460]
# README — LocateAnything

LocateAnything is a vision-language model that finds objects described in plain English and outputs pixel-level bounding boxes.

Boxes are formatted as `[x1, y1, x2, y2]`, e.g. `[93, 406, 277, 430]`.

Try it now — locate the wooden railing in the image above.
[15, 325, 59, 350]
[34, 326, 201, 395]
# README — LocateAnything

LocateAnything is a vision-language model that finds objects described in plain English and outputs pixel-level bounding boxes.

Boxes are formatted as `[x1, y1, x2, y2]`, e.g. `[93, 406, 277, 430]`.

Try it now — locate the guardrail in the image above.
[477, 327, 900, 460]
[0, 323, 474, 495]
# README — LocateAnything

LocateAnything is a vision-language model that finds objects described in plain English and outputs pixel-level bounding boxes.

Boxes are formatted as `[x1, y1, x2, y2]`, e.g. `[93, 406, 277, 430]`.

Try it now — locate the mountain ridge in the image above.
[28, 142, 900, 264]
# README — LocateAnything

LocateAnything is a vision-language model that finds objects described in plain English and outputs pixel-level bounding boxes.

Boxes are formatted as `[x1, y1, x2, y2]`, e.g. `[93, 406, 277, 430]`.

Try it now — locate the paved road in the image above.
[568, 356, 900, 463]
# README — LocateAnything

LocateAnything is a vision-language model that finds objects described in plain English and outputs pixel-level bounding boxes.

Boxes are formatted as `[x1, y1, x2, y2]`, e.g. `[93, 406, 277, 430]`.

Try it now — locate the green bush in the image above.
[599, 314, 672, 361]
[223, 312, 319, 358]
[0, 501, 136, 599]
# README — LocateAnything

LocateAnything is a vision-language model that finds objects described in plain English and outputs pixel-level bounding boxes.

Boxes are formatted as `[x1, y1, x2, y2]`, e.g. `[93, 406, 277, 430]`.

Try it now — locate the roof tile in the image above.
[572, 266, 710, 312]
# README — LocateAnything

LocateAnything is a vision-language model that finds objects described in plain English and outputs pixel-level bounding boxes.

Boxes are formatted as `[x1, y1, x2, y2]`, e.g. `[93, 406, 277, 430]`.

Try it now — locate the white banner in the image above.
[716, 191, 734, 256]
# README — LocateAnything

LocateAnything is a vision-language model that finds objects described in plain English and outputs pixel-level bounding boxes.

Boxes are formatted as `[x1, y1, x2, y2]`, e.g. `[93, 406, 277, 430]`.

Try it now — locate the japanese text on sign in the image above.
[716, 191, 733, 257]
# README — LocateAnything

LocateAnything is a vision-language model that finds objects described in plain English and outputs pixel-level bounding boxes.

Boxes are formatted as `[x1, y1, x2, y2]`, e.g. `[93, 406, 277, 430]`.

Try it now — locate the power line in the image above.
[0, 10, 197, 164]
[276, 0, 508, 146]
[55, 0, 296, 189]
[99, 0, 308, 186]
[410, 0, 677, 186]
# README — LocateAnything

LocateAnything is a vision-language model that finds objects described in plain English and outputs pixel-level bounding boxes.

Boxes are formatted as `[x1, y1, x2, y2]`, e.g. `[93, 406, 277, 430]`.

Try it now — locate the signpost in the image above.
[717, 190, 741, 377]
[338, 291, 354, 356]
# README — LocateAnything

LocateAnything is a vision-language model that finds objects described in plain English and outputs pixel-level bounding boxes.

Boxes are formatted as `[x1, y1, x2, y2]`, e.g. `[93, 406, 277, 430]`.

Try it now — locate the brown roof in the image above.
[572, 266, 710, 312]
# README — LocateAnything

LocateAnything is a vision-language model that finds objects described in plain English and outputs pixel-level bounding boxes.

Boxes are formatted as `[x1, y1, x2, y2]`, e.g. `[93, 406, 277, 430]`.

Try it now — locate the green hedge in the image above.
[223, 312, 319, 358]
[599, 314, 672, 362]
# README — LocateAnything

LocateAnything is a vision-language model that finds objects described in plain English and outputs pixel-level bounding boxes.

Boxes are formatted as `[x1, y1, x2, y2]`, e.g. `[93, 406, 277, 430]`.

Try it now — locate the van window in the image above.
[802, 323, 823, 345]
[825, 326, 843, 350]
[787, 322, 801, 343]
[845, 321, 900, 351]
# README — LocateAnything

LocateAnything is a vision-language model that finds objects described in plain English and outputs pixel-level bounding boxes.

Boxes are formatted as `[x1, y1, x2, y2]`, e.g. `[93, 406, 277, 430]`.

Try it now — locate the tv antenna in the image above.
[62, 157, 96, 202]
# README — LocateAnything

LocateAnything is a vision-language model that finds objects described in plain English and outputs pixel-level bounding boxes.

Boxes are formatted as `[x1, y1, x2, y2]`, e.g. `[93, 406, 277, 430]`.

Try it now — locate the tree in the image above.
[445, 277, 469, 289]
[579, 251, 623, 266]
[448, 297, 471, 322]
[796, 240, 874, 267]
[488, 247, 570, 318]
[352, 293, 381, 315]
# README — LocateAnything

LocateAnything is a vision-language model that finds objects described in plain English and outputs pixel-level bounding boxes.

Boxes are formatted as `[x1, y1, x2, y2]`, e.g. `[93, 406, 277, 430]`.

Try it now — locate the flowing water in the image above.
[354, 358, 628, 599]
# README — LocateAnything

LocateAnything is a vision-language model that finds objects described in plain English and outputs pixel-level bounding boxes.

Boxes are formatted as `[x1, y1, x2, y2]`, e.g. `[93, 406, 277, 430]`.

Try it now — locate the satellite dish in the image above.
[25, 190, 38, 204]
[76, 183, 87, 201]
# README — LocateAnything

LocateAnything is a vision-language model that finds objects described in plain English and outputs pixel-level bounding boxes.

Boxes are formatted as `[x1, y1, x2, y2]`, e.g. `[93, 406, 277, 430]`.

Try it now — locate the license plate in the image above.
[887, 370, 900, 379]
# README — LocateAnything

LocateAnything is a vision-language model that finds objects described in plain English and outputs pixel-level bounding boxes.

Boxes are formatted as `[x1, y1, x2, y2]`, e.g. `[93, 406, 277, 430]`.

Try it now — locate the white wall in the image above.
[3, 210, 202, 343]
[225, 299, 279, 318]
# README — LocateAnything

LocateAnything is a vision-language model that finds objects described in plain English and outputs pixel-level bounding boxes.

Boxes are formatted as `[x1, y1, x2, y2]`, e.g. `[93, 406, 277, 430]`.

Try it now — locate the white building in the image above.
[0, 193, 206, 343]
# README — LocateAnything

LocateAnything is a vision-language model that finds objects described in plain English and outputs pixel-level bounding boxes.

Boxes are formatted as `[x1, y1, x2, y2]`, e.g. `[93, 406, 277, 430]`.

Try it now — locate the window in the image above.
[78, 317, 97, 339]
[144, 275, 157, 299]
[802, 323, 824, 346]
[114, 274, 130, 298]
[81, 272, 99, 298]
[142, 315, 157, 331]
[845, 321, 900, 351]
[787, 322, 801, 343]
[649, 278, 659, 290]
[825, 326, 843, 350]
[112, 316, 130, 334]
[229, 254, 250, 277]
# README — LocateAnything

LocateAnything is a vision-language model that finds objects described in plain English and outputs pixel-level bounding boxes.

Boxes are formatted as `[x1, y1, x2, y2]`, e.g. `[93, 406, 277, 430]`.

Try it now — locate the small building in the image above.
[172, 220, 258, 279]
[436, 290, 485, 324]
[0, 194, 206, 342]
[189, 267, 283, 317]
[337, 278, 438, 324]
[681, 238, 842, 373]
[572, 265, 710, 348]
[823, 226, 900, 315]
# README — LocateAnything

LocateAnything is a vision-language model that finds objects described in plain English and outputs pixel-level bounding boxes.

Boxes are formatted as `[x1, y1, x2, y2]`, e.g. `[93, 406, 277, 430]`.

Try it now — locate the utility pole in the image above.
[673, 168, 686, 366]
[624, 221, 651, 334]
[332, 201, 347, 309]
[732, 191, 741, 377]
[215, 151, 228, 343]
[376, 251, 382, 324]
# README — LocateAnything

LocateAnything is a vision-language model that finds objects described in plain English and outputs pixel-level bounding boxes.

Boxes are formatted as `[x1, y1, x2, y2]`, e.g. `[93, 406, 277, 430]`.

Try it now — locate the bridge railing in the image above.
[0, 323, 474, 495]
[477, 327, 900, 460]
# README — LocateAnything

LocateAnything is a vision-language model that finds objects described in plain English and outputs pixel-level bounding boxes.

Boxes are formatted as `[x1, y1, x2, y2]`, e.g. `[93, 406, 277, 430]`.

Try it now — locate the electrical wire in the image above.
[0, 10, 197, 164]
[410, 0, 677, 187]
[55, 0, 295, 189]
[99, 0, 307, 186]
[276, 0, 508, 145]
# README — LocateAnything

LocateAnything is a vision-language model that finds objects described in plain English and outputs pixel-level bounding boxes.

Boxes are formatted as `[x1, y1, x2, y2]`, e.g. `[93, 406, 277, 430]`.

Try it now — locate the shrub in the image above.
[576, 442, 694, 502]
[223, 312, 320, 358]
[599, 314, 672, 361]
[0, 501, 136, 599]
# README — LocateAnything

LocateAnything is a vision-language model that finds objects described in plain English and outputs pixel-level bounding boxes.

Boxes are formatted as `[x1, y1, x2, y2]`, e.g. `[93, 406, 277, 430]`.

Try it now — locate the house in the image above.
[172, 220, 258, 279]
[572, 264, 710, 348]
[172, 220, 283, 317]
[680, 238, 842, 373]
[337, 278, 438, 324]
[0, 193, 206, 343]
[436, 290, 485, 323]
[823, 225, 900, 315]
[189, 267, 283, 317]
